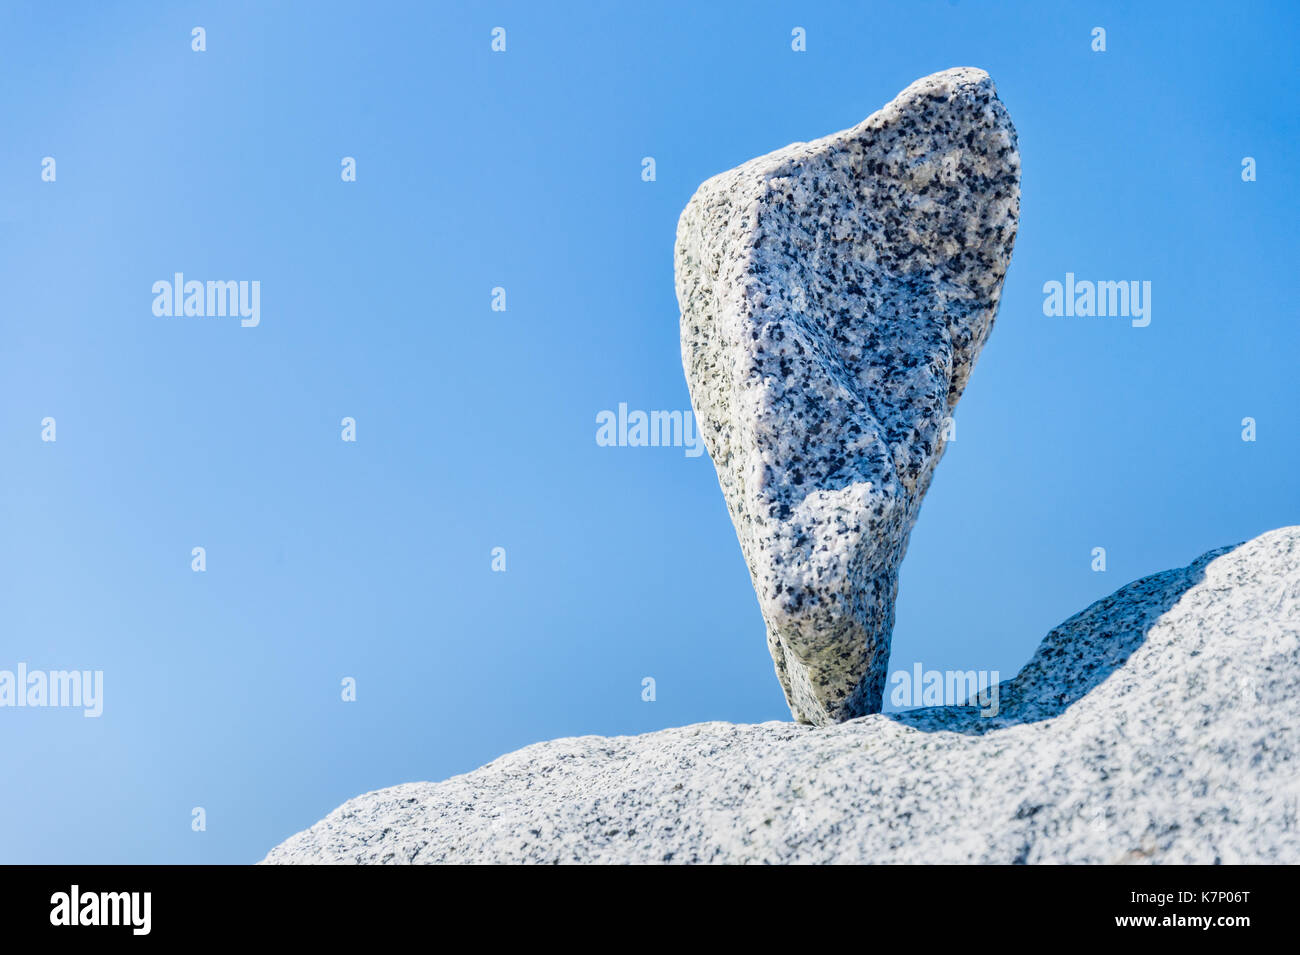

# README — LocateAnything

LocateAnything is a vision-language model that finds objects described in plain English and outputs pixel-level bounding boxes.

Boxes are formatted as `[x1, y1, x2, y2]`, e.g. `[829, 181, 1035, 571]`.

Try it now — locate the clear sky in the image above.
[1, 1, 1296, 863]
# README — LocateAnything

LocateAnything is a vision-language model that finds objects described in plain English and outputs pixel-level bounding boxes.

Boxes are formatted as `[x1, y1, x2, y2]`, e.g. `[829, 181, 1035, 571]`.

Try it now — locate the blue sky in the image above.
[1, 1, 1296, 863]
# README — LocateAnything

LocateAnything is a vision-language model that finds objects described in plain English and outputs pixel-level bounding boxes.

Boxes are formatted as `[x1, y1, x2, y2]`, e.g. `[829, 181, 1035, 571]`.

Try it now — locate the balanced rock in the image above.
[675, 68, 1021, 724]
[261, 527, 1300, 864]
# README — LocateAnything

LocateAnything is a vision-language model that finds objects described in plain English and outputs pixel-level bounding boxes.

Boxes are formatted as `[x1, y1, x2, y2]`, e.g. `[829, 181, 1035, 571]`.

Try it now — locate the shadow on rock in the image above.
[888, 541, 1239, 735]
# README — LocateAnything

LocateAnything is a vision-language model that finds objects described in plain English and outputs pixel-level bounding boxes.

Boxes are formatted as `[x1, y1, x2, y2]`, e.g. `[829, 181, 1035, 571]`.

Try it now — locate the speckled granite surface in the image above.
[675, 68, 1020, 724]
[262, 526, 1300, 865]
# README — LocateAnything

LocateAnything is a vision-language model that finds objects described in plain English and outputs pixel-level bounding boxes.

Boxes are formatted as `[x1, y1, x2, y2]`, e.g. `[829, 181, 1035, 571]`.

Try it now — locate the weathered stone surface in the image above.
[262, 527, 1300, 865]
[675, 68, 1020, 723]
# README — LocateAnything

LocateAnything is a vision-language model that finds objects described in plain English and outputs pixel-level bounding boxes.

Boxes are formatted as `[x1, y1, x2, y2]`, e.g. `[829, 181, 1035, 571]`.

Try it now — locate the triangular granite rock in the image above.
[675, 67, 1021, 723]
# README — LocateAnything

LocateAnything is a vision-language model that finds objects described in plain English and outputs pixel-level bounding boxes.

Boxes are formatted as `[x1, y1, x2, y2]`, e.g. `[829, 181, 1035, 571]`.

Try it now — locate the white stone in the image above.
[262, 527, 1300, 865]
[675, 68, 1021, 723]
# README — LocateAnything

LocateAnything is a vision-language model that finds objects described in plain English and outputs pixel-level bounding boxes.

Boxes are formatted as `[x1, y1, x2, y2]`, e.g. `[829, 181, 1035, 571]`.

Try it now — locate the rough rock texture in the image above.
[675, 68, 1021, 724]
[263, 526, 1300, 865]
